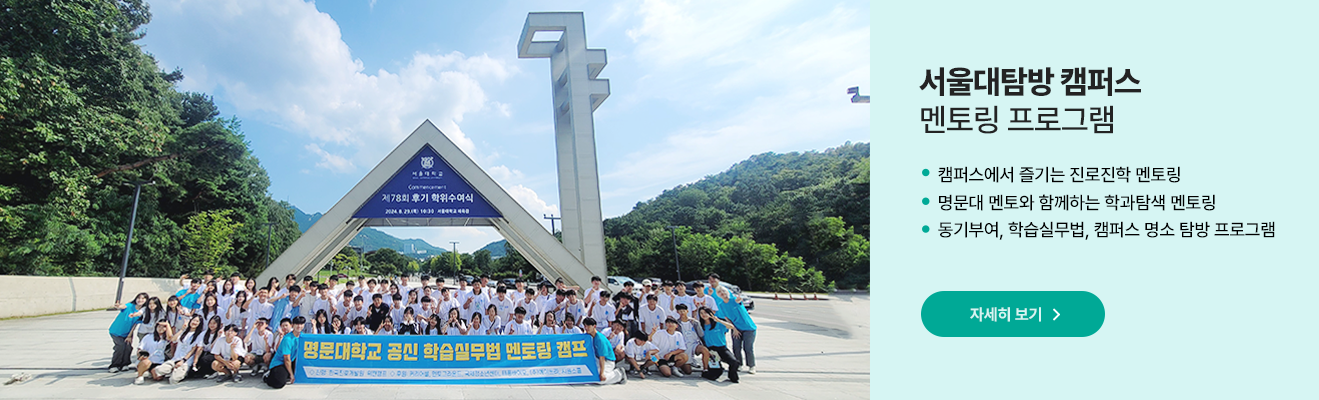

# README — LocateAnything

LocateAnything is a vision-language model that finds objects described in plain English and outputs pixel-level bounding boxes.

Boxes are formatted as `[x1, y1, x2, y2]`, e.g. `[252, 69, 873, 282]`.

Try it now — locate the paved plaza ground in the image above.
[0, 294, 869, 399]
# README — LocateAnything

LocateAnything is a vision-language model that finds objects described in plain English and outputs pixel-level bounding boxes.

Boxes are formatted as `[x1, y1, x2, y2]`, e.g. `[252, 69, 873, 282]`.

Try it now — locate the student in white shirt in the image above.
[248, 289, 275, 334]
[326, 275, 342, 299]
[484, 304, 504, 336]
[196, 293, 223, 327]
[296, 283, 316, 320]
[242, 278, 257, 296]
[163, 295, 190, 333]
[536, 285, 558, 324]
[133, 297, 163, 351]
[639, 294, 668, 337]
[691, 282, 718, 313]
[210, 324, 247, 383]
[491, 288, 515, 323]
[310, 310, 331, 334]
[351, 318, 373, 335]
[243, 318, 273, 376]
[562, 314, 583, 334]
[217, 280, 236, 317]
[336, 292, 354, 322]
[585, 276, 605, 305]
[516, 289, 540, 326]
[413, 296, 435, 321]
[624, 333, 659, 379]
[538, 312, 561, 335]
[405, 290, 420, 311]
[389, 293, 406, 326]
[468, 312, 487, 336]
[504, 307, 535, 335]
[341, 280, 357, 302]
[674, 282, 695, 316]
[415, 314, 437, 335]
[588, 290, 616, 328]
[455, 279, 472, 305]
[512, 281, 528, 303]
[674, 304, 705, 369]
[329, 315, 347, 335]
[652, 317, 689, 377]
[442, 308, 467, 335]
[398, 276, 412, 300]
[165, 315, 204, 384]
[347, 295, 369, 324]
[376, 317, 398, 336]
[227, 291, 250, 337]
[463, 285, 488, 317]
[132, 320, 174, 385]
[657, 282, 677, 315]
[606, 320, 628, 362]
[557, 290, 587, 326]
[435, 288, 462, 325]
[312, 284, 335, 321]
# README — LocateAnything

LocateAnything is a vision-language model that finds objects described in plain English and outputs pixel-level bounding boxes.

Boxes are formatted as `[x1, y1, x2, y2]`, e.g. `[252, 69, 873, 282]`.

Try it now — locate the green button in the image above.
[921, 291, 1104, 337]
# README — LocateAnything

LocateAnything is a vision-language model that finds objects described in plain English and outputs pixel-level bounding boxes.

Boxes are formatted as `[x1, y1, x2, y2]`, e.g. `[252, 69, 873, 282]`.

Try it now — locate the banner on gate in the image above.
[294, 333, 599, 385]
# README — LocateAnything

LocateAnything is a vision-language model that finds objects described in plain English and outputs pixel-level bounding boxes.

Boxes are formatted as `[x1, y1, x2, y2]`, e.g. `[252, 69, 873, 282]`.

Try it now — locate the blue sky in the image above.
[137, 0, 870, 252]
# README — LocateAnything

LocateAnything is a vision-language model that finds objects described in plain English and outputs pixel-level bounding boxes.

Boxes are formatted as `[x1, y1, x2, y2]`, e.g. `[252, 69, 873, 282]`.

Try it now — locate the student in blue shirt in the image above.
[698, 307, 740, 383]
[714, 285, 757, 374]
[108, 292, 149, 373]
[583, 317, 624, 384]
[265, 316, 305, 388]
[176, 278, 203, 311]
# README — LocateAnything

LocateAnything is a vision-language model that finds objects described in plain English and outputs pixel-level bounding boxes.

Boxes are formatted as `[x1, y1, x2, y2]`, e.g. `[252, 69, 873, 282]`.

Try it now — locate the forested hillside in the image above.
[604, 142, 869, 291]
[0, 1, 300, 278]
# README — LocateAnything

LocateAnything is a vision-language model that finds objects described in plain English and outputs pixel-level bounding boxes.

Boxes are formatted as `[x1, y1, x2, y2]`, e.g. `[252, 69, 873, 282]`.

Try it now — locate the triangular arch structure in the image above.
[258, 120, 598, 287]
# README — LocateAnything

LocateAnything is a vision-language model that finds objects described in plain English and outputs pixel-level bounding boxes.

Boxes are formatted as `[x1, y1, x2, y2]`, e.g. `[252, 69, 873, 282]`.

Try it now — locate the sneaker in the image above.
[134, 376, 145, 385]
[748, 367, 756, 375]
[673, 370, 685, 378]
[108, 367, 120, 373]
[204, 372, 219, 380]
[233, 374, 242, 383]
[215, 373, 228, 383]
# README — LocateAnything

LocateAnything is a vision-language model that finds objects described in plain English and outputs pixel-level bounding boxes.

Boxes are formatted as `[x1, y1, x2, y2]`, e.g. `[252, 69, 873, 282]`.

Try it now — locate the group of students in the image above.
[107, 271, 757, 387]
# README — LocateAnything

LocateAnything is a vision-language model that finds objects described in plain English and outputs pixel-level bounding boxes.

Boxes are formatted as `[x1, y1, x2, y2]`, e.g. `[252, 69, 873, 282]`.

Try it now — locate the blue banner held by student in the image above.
[293, 333, 599, 385]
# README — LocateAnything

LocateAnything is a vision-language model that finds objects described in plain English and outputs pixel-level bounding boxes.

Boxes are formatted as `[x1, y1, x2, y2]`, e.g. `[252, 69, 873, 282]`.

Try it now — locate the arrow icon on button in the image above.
[1053, 308, 1060, 321]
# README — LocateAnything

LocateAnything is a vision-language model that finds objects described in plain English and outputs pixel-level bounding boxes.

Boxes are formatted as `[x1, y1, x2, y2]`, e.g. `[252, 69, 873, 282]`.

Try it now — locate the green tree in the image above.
[182, 210, 241, 276]
[472, 249, 492, 275]
[365, 248, 409, 276]
[0, 1, 302, 278]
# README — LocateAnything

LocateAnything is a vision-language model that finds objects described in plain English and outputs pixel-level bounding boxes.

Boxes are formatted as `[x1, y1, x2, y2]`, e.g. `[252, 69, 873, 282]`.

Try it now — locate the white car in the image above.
[606, 276, 640, 297]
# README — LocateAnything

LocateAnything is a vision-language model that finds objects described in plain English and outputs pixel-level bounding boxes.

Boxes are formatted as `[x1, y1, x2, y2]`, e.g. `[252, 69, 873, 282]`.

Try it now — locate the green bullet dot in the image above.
[922, 225, 930, 233]
[922, 169, 930, 176]
[922, 197, 930, 205]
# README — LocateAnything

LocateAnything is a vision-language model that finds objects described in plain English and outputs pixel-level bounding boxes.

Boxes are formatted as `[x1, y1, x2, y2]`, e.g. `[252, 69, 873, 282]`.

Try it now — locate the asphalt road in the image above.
[750, 293, 870, 340]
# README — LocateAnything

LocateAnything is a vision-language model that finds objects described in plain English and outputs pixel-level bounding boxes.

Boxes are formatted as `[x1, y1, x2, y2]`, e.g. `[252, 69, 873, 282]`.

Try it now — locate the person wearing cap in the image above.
[639, 279, 653, 301]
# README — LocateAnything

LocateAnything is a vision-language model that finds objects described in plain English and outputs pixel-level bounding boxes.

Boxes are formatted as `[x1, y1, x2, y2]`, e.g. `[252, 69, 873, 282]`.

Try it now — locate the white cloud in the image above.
[507, 184, 561, 223]
[143, 0, 513, 174]
[600, 0, 870, 206]
[487, 165, 525, 183]
[305, 143, 355, 173]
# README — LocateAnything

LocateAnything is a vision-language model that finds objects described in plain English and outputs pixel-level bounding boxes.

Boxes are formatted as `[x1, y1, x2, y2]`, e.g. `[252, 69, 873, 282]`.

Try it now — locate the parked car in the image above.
[607, 276, 641, 296]
[499, 278, 518, 288]
[684, 280, 755, 312]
